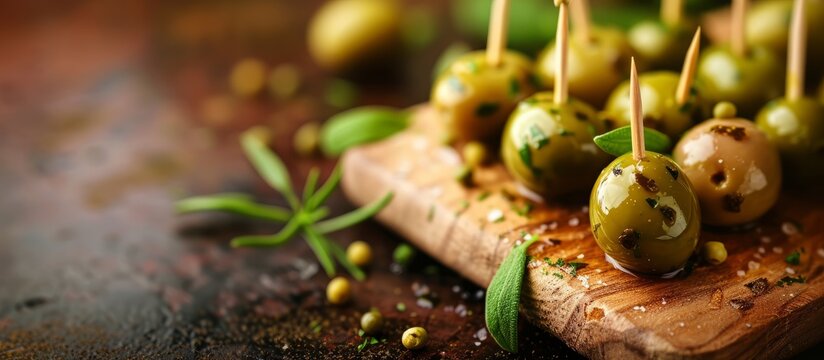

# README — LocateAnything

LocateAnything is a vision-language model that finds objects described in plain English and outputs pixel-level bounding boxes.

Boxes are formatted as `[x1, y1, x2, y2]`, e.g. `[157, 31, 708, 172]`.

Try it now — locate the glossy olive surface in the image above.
[535, 27, 634, 107]
[746, 0, 824, 80]
[628, 21, 693, 71]
[674, 119, 781, 226]
[755, 97, 824, 185]
[695, 46, 782, 118]
[501, 92, 611, 197]
[590, 152, 700, 275]
[432, 51, 538, 142]
[308, 0, 402, 72]
[602, 71, 705, 139]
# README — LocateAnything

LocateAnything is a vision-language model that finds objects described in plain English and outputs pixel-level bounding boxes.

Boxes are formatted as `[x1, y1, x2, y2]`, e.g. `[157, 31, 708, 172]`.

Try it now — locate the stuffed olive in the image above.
[501, 92, 610, 197]
[674, 103, 781, 226]
[535, 27, 634, 107]
[602, 72, 704, 139]
[590, 152, 700, 275]
[755, 97, 824, 185]
[431, 51, 538, 142]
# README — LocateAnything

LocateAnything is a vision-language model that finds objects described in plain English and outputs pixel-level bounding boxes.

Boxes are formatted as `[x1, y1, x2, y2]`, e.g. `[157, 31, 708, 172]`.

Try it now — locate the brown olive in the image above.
[695, 46, 782, 118]
[602, 71, 706, 139]
[755, 97, 824, 186]
[590, 152, 700, 275]
[432, 51, 538, 142]
[501, 92, 611, 197]
[674, 106, 781, 226]
[535, 27, 634, 107]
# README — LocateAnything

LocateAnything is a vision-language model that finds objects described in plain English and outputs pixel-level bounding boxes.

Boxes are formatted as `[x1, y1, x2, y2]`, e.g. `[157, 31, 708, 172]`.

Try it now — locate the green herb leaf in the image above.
[485, 237, 539, 353]
[303, 229, 336, 277]
[241, 128, 300, 208]
[527, 124, 548, 149]
[231, 217, 302, 248]
[593, 125, 672, 157]
[305, 165, 342, 211]
[785, 250, 801, 265]
[303, 168, 320, 203]
[319, 106, 409, 156]
[314, 192, 394, 234]
[312, 228, 366, 281]
[175, 193, 291, 222]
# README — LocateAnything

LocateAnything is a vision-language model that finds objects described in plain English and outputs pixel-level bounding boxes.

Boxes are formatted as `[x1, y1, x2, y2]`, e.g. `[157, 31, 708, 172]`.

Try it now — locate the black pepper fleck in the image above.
[723, 193, 744, 213]
[612, 166, 623, 176]
[659, 206, 676, 226]
[635, 173, 659, 193]
[710, 125, 747, 141]
[665, 165, 679, 180]
[618, 229, 640, 250]
[729, 298, 754, 311]
[744, 278, 769, 296]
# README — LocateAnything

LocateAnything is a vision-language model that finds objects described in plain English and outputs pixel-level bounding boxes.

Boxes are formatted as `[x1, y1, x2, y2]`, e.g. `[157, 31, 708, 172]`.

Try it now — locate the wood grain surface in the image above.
[341, 105, 824, 359]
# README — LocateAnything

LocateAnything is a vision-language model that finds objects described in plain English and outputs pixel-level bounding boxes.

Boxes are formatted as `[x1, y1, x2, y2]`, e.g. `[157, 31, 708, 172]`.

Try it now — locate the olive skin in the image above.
[308, 0, 401, 72]
[755, 98, 824, 185]
[536, 27, 634, 107]
[432, 51, 538, 142]
[602, 71, 705, 139]
[818, 81, 824, 103]
[747, 0, 824, 81]
[695, 46, 782, 118]
[501, 92, 611, 197]
[590, 153, 700, 275]
[628, 21, 694, 71]
[674, 119, 781, 226]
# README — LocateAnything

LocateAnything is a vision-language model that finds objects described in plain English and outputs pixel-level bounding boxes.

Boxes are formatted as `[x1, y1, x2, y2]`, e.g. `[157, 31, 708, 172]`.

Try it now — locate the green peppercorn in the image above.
[462, 141, 488, 168]
[294, 122, 320, 156]
[326, 277, 351, 304]
[713, 102, 737, 119]
[346, 240, 373, 267]
[268, 64, 301, 99]
[393, 244, 416, 266]
[230, 58, 267, 97]
[360, 309, 384, 335]
[401, 327, 428, 349]
[702, 241, 728, 265]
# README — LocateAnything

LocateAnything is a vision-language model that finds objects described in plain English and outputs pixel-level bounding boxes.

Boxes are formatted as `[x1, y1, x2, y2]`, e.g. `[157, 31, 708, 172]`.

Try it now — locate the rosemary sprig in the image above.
[176, 127, 393, 281]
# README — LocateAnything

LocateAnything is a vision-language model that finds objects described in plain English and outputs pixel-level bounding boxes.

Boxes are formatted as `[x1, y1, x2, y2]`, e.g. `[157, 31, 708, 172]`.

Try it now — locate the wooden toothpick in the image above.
[787, 0, 807, 101]
[731, 0, 748, 57]
[486, 0, 511, 67]
[661, 0, 683, 27]
[554, 0, 569, 105]
[630, 57, 645, 161]
[569, 0, 591, 43]
[676, 27, 702, 105]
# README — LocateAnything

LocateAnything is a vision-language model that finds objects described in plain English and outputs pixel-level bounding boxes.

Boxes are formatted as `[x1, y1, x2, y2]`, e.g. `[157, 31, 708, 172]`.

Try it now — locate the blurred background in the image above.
[0, 0, 821, 358]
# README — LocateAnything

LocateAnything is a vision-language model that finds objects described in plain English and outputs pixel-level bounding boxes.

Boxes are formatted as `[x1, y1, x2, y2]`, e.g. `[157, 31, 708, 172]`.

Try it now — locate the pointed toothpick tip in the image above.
[731, 0, 748, 57]
[485, 0, 511, 67]
[676, 27, 702, 105]
[630, 57, 645, 161]
[553, 0, 569, 105]
[787, 0, 807, 100]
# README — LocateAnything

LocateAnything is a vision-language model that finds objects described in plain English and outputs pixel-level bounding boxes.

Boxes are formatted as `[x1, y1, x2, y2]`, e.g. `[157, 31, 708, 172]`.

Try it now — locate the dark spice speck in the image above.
[612, 166, 623, 176]
[659, 206, 676, 226]
[665, 165, 679, 180]
[618, 229, 640, 250]
[635, 173, 659, 193]
[744, 278, 769, 296]
[475, 102, 499, 118]
[710, 125, 747, 141]
[723, 193, 744, 213]
[729, 298, 754, 311]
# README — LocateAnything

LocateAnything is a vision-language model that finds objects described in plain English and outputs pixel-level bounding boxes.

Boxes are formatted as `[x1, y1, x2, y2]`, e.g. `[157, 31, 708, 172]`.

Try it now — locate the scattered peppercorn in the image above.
[713, 102, 737, 119]
[393, 244, 416, 266]
[703, 241, 728, 265]
[401, 327, 428, 349]
[230, 58, 267, 97]
[294, 122, 320, 156]
[462, 141, 487, 168]
[346, 241, 373, 267]
[360, 309, 384, 335]
[326, 277, 351, 304]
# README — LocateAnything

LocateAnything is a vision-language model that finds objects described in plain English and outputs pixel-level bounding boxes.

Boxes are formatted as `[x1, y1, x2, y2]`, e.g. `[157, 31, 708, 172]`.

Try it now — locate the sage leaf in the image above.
[314, 192, 394, 234]
[320, 106, 409, 156]
[241, 128, 300, 208]
[593, 125, 672, 157]
[485, 237, 539, 353]
[175, 193, 291, 222]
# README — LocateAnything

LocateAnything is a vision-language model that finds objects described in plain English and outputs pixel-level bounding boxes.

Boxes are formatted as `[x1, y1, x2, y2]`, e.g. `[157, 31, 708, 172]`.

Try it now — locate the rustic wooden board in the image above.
[341, 105, 824, 359]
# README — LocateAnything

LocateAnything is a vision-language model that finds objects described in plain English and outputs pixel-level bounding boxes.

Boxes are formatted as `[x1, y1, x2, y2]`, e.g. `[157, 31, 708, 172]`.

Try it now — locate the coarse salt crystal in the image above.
[548, 221, 558, 230]
[577, 275, 590, 289]
[773, 247, 784, 254]
[760, 236, 771, 244]
[568, 217, 580, 226]
[782, 222, 799, 236]
[745, 323, 752, 328]
[678, 322, 686, 327]
[737, 270, 746, 277]
[817, 248, 824, 258]
[633, 306, 647, 312]
[786, 267, 796, 275]
[748, 261, 760, 271]
[661, 298, 667, 305]
[577, 253, 585, 259]
[487, 209, 504, 223]
[758, 247, 766, 254]
[754, 253, 763, 260]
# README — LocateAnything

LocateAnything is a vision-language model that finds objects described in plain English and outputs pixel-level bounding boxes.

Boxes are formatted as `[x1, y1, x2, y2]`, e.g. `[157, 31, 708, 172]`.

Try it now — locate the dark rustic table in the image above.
[0, 0, 581, 358]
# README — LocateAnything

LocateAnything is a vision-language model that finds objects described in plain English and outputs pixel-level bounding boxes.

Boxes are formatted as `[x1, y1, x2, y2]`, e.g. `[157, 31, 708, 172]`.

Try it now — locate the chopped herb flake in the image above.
[396, 302, 407, 312]
[528, 124, 549, 149]
[477, 191, 491, 201]
[476, 102, 499, 117]
[509, 78, 521, 98]
[552, 272, 564, 279]
[776, 275, 806, 287]
[645, 198, 658, 208]
[785, 250, 802, 265]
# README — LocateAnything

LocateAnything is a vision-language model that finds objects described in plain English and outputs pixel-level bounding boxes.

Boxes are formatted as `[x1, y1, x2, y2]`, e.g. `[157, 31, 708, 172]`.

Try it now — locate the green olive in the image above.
[818, 81, 824, 103]
[501, 92, 611, 197]
[536, 27, 634, 107]
[674, 117, 781, 226]
[747, 0, 824, 81]
[695, 46, 782, 118]
[431, 51, 538, 142]
[401, 327, 428, 349]
[590, 152, 700, 275]
[602, 71, 706, 139]
[308, 0, 402, 72]
[360, 309, 384, 335]
[628, 21, 694, 71]
[755, 97, 824, 186]
[702, 241, 727, 265]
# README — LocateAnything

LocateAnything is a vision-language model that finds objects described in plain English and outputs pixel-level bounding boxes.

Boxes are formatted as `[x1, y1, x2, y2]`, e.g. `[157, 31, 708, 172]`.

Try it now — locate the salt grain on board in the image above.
[632, 306, 647, 312]
[568, 217, 580, 226]
[773, 247, 784, 254]
[577, 275, 590, 289]
[758, 247, 766, 254]
[782, 222, 799, 236]
[486, 209, 504, 223]
[737, 270, 746, 277]
[661, 298, 667, 305]
[577, 253, 585, 259]
[760, 236, 771, 244]
[786, 267, 796, 275]
[818, 248, 824, 258]
[748, 261, 760, 271]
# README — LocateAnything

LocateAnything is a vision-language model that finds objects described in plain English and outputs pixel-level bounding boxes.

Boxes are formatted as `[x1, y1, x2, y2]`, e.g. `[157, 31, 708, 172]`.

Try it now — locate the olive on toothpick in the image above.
[431, 0, 538, 143]
[628, 0, 696, 71]
[534, 0, 634, 108]
[755, 0, 824, 186]
[590, 58, 700, 275]
[696, 0, 782, 118]
[501, 0, 610, 198]
[602, 28, 704, 140]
